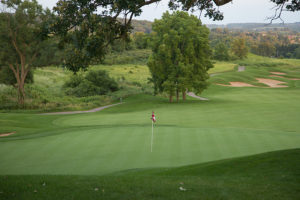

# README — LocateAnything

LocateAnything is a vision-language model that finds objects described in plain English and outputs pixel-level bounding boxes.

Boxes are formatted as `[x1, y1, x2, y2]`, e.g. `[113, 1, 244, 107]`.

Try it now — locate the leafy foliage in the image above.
[51, 0, 231, 74]
[148, 11, 212, 102]
[0, 0, 53, 105]
[294, 46, 300, 59]
[132, 32, 150, 49]
[230, 38, 248, 59]
[64, 70, 118, 97]
[213, 42, 230, 61]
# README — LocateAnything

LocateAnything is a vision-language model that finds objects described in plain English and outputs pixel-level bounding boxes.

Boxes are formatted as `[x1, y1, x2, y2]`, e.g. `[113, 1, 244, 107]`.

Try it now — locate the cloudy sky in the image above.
[38, 0, 299, 24]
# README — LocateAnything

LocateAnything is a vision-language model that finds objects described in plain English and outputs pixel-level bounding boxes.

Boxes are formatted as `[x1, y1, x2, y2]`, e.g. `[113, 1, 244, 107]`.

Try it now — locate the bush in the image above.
[64, 70, 119, 97]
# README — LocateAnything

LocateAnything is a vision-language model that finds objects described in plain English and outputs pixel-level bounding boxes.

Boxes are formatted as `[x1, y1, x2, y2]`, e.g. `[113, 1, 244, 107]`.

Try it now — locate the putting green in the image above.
[1, 84, 300, 175]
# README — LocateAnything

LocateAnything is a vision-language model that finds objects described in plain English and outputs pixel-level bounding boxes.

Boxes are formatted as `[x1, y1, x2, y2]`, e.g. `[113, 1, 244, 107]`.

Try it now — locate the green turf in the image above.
[1, 83, 300, 175]
[209, 61, 237, 74]
[0, 149, 299, 200]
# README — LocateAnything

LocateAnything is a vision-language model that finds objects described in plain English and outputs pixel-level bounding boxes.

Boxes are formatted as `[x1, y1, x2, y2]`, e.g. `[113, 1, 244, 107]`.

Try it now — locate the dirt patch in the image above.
[217, 82, 255, 87]
[270, 72, 286, 75]
[256, 78, 288, 88]
[0, 132, 16, 137]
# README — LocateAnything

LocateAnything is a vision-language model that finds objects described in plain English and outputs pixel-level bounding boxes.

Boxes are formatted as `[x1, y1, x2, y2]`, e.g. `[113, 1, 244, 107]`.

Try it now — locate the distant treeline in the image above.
[209, 28, 300, 59]
[10, 20, 300, 68]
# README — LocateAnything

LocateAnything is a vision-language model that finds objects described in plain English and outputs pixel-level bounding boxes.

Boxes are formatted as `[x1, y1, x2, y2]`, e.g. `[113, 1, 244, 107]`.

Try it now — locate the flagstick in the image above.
[151, 120, 154, 152]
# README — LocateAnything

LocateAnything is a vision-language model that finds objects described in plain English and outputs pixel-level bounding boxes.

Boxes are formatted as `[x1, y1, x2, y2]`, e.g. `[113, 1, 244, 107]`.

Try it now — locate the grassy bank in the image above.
[0, 149, 299, 200]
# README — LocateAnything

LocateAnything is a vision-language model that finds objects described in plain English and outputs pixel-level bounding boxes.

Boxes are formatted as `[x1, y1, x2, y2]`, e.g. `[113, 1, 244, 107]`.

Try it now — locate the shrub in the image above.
[63, 73, 85, 88]
[64, 70, 119, 97]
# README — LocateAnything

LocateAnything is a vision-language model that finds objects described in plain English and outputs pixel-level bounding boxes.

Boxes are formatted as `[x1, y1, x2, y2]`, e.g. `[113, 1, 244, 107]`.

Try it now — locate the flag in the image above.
[151, 111, 156, 122]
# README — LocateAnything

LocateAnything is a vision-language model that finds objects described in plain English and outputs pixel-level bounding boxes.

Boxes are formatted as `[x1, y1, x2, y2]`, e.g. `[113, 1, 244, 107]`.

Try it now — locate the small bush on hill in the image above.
[64, 70, 118, 97]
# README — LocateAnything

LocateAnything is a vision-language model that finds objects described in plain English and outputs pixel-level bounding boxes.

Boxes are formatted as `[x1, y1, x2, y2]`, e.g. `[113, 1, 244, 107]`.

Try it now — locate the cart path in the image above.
[39, 103, 122, 115]
[187, 92, 209, 101]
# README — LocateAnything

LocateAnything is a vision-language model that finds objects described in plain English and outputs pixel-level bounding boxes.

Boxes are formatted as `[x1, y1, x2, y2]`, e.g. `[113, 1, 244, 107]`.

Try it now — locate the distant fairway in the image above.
[1, 84, 300, 175]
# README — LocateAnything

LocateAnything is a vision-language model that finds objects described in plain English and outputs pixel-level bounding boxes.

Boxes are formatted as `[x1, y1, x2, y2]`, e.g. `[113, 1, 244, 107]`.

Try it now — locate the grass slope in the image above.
[0, 149, 299, 200]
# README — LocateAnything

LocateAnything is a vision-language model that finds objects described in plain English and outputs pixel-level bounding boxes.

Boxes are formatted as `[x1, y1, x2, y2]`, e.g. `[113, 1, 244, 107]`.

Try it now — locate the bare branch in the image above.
[267, 1, 286, 24]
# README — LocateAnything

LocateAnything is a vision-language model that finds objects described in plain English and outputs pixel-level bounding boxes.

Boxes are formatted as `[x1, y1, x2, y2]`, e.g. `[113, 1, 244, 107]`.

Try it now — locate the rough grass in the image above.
[92, 64, 151, 86]
[0, 65, 148, 112]
[102, 49, 151, 65]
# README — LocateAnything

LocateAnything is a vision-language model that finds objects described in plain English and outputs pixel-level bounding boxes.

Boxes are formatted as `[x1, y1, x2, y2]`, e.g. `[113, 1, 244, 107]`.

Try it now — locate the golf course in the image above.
[1, 54, 300, 199]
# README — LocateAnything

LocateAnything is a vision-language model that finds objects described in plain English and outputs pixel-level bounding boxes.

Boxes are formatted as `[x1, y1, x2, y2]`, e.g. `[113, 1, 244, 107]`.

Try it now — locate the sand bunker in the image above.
[256, 78, 288, 88]
[217, 82, 255, 87]
[217, 78, 288, 88]
[270, 72, 286, 75]
[0, 132, 16, 137]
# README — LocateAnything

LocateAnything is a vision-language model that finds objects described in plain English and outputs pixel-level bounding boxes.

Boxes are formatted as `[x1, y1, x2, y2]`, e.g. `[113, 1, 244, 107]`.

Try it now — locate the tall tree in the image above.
[0, 0, 52, 105]
[148, 11, 212, 102]
[214, 42, 229, 61]
[293, 46, 300, 59]
[257, 41, 276, 57]
[231, 38, 248, 59]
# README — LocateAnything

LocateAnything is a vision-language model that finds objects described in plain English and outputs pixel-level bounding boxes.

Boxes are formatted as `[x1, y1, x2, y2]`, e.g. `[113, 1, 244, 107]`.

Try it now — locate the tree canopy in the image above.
[213, 42, 230, 61]
[51, 0, 299, 73]
[51, 0, 234, 73]
[0, 0, 52, 105]
[148, 11, 212, 102]
[231, 38, 248, 59]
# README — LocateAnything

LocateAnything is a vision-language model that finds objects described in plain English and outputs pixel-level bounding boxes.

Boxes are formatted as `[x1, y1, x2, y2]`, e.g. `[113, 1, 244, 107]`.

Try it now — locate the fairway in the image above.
[1, 83, 300, 175]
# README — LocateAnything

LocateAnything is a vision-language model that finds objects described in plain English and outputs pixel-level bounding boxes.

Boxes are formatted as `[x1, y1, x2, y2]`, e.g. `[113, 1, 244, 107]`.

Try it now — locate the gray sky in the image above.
[38, 0, 300, 24]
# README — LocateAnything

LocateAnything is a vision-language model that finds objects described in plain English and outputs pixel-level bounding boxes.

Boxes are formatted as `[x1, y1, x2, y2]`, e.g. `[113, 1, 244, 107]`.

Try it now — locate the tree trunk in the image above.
[169, 94, 173, 103]
[182, 90, 186, 101]
[18, 81, 25, 106]
[176, 89, 179, 103]
[9, 63, 27, 106]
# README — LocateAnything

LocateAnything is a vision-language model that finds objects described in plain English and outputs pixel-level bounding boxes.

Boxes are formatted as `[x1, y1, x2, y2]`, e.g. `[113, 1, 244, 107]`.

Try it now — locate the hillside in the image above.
[207, 22, 300, 32]
[131, 19, 300, 33]
[131, 19, 153, 33]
